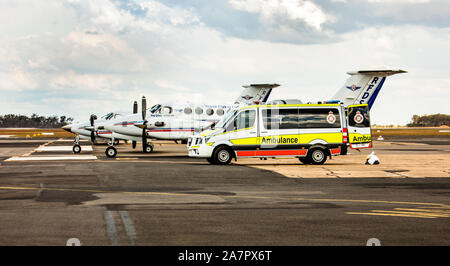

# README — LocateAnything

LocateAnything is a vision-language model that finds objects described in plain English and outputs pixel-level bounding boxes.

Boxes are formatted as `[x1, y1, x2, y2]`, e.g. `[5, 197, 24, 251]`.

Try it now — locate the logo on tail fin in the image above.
[346, 84, 361, 91]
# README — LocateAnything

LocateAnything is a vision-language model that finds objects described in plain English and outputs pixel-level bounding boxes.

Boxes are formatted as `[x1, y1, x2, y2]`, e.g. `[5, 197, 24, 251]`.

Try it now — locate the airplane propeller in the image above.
[89, 114, 97, 142]
[132, 101, 138, 149]
[141, 96, 148, 152]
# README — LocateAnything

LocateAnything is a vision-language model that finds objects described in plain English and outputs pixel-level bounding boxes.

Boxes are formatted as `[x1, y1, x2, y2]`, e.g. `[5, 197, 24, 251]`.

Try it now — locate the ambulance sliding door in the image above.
[259, 107, 300, 154]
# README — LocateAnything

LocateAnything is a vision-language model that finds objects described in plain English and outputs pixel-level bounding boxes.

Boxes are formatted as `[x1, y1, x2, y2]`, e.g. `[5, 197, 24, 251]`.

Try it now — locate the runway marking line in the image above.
[104, 211, 120, 246]
[119, 211, 137, 246]
[347, 207, 450, 219]
[0, 185, 448, 211]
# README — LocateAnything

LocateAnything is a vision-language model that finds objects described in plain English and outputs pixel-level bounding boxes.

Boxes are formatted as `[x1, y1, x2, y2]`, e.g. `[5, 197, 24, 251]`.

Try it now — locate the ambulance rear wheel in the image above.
[73, 145, 81, 154]
[213, 146, 232, 165]
[308, 148, 327, 165]
[299, 157, 311, 164]
[105, 146, 117, 158]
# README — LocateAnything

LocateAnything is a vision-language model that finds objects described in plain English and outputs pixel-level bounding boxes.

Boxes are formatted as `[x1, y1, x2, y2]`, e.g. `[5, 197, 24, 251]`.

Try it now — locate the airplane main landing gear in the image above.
[105, 146, 117, 158]
[144, 144, 154, 153]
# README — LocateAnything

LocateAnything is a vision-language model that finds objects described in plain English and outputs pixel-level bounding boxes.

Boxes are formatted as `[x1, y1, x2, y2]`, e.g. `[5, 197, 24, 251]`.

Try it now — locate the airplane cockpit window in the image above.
[102, 113, 114, 120]
[150, 104, 162, 113]
[216, 108, 224, 116]
[195, 107, 203, 115]
[184, 107, 192, 115]
[113, 113, 121, 119]
[206, 108, 214, 116]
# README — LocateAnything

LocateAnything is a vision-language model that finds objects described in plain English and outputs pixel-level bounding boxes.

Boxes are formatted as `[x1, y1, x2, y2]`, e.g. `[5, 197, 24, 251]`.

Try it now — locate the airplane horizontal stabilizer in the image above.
[235, 83, 280, 105]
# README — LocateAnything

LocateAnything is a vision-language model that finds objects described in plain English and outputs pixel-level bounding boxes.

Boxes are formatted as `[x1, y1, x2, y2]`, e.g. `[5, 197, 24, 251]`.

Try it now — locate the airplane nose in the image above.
[62, 125, 72, 132]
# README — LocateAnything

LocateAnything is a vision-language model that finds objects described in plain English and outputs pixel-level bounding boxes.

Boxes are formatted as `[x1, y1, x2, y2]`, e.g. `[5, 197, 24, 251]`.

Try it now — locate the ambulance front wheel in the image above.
[308, 148, 327, 165]
[73, 145, 81, 154]
[105, 146, 117, 158]
[213, 146, 233, 165]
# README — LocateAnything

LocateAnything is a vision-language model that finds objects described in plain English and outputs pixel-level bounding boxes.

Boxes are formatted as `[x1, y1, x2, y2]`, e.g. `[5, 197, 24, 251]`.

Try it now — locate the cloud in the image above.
[0, 0, 448, 125]
[228, 0, 331, 31]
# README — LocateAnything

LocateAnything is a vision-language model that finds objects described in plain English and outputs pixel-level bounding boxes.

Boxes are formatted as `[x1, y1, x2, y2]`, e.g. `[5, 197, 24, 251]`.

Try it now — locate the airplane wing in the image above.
[235, 84, 280, 105]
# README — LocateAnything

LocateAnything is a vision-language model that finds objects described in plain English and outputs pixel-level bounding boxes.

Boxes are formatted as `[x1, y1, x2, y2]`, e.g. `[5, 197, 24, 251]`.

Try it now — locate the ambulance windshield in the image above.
[215, 109, 238, 129]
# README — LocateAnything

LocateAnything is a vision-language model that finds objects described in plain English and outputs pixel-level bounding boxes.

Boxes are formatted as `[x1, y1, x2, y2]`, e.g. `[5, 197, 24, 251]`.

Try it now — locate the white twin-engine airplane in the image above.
[62, 69, 406, 157]
[101, 84, 278, 157]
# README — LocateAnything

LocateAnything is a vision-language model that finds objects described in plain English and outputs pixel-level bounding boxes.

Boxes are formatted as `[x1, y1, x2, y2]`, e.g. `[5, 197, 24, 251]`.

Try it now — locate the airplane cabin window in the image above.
[195, 107, 203, 115]
[161, 106, 172, 115]
[217, 108, 224, 116]
[206, 108, 214, 116]
[184, 107, 192, 115]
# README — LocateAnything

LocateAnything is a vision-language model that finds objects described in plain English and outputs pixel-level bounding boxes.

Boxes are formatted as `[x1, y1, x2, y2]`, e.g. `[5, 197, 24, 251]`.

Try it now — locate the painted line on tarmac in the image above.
[35, 146, 93, 152]
[119, 211, 137, 246]
[5, 155, 98, 161]
[104, 211, 120, 246]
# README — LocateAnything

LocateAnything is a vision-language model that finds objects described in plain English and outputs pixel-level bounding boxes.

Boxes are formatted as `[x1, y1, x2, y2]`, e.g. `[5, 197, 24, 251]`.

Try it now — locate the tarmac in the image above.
[0, 137, 449, 245]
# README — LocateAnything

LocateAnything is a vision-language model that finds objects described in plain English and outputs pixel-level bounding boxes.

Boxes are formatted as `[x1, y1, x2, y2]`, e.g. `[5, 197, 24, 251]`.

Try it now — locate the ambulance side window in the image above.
[298, 108, 341, 128]
[262, 109, 299, 130]
[348, 106, 370, 128]
[226, 110, 256, 131]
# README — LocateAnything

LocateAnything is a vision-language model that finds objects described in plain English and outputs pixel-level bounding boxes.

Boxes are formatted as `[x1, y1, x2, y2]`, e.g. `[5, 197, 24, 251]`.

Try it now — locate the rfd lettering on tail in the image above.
[360, 77, 379, 104]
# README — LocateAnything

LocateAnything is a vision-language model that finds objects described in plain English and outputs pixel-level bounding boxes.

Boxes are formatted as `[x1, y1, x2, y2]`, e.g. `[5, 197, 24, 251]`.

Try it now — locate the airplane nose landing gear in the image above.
[73, 135, 81, 154]
[73, 145, 81, 154]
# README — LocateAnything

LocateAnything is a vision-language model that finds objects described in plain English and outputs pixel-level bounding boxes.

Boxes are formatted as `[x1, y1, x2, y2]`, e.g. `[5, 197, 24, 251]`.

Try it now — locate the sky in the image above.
[0, 0, 449, 125]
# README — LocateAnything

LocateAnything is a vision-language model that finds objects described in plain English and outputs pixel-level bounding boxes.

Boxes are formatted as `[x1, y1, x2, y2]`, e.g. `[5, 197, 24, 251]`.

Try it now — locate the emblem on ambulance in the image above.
[242, 95, 254, 100]
[354, 111, 364, 124]
[327, 111, 336, 124]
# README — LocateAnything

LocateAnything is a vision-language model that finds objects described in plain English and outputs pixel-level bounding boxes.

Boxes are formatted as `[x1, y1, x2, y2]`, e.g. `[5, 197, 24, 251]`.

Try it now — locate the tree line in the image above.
[0, 114, 74, 128]
[407, 114, 450, 127]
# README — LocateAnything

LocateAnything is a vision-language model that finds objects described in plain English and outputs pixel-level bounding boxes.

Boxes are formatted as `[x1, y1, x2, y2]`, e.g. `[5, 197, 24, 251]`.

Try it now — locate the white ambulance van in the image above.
[187, 102, 372, 165]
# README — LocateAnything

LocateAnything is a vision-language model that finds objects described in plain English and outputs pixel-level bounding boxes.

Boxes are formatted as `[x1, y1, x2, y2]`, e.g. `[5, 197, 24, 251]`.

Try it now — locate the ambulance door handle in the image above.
[249, 131, 256, 134]
[261, 131, 267, 133]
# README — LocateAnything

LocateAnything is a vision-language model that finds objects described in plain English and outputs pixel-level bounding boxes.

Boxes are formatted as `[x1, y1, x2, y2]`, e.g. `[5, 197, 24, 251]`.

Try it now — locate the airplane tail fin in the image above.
[331, 70, 406, 109]
[235, 83, 280, 105]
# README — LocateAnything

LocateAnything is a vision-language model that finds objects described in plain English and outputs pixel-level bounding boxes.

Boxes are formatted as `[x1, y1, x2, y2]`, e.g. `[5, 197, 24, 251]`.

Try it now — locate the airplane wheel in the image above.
[298, 157, 311, 164]
[114, 139, 120, 145]
[105, 146, 117, 158]
[73, 145, 81, 154]
[308, 148, 327, 165]
[144, 145, 153, 153]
